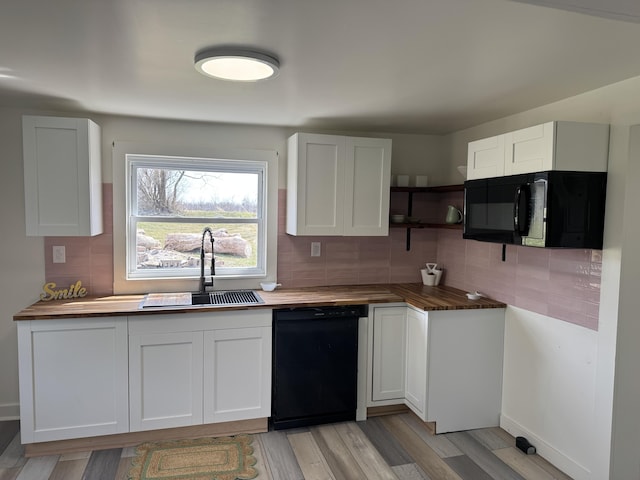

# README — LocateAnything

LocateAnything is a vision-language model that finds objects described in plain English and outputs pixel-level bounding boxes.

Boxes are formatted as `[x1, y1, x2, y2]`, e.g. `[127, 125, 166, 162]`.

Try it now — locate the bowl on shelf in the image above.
[390, 214, 406, 223]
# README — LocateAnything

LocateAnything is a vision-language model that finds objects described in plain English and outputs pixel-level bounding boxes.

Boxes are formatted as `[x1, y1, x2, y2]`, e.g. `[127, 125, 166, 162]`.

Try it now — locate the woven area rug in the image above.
[128, 434, 258, 480]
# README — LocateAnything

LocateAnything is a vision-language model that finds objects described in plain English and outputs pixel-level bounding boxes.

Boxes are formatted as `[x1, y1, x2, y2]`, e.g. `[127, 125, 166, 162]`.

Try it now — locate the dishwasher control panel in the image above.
[273, 305, 368, 320]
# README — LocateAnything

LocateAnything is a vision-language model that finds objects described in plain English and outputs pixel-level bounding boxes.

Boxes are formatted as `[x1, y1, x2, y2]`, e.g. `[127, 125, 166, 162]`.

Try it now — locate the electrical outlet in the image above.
[311, 242, 321, 257]
[52, 246, 66, 264]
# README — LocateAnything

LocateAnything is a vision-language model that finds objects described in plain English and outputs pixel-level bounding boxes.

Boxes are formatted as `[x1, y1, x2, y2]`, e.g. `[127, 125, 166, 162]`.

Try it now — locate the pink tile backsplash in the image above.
[277, 190, 439, 287]
[44, 184, 114, 297]
[42, 185, 602, 331]
[435, 228, 602, 330]
[278, 188, 602, 330]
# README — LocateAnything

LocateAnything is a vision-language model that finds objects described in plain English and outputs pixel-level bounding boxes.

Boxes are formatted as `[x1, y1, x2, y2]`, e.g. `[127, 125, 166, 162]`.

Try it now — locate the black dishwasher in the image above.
[271, 305, 367, 430]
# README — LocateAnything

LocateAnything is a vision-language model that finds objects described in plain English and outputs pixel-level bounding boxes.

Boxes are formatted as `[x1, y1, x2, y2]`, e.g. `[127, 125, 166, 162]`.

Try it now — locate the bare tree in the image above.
[137, 169, 186, 214]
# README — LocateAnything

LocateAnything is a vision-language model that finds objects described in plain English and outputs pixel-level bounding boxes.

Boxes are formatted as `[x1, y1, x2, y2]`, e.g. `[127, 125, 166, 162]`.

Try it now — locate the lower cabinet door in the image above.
[203, 327, 271, 423]
[17, 318, 129, 443]
[371, 307, 407, 401]
[129, 331, 204, 432]
[404, 308, 428, 420]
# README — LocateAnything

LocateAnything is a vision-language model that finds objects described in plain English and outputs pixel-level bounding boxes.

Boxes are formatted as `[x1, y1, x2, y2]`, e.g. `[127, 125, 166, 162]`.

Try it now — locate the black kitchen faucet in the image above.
[199, 227, 215, 294]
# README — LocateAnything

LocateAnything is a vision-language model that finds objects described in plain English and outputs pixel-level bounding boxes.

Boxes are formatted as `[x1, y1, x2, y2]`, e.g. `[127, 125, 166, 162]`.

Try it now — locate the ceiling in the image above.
[2, 0, 640, 134]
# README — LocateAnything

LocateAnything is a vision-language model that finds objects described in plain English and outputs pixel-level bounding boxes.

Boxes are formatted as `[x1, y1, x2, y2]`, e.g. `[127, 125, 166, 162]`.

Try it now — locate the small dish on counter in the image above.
[260, 282, 281, 292]
[466, 291, 483, 300]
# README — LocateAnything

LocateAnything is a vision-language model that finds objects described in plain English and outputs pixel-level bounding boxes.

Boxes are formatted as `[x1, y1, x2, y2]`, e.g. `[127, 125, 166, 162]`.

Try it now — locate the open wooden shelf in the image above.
[389, 222, 462, 230]
[390, 184, 464, 250]
[390, 184, 464, 194]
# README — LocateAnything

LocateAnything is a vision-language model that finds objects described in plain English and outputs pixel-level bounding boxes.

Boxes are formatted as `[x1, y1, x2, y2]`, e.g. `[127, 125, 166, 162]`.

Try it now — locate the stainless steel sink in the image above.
[191, 290, 264, 306]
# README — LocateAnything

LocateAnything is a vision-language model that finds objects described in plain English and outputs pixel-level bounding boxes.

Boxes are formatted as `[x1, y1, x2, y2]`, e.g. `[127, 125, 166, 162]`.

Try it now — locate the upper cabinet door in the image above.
[287, 133, 345, 236]
[344, 137, 391, 236]
[287, 133, 391, 236]
[467, 135, 505, 180]
[504, 122, 555, 176]
[22, 115, 103, 236]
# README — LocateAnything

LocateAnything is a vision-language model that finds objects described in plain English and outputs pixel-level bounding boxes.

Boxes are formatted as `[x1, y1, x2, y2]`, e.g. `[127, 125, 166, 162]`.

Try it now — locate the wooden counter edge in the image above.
[14, 284, 505, 320]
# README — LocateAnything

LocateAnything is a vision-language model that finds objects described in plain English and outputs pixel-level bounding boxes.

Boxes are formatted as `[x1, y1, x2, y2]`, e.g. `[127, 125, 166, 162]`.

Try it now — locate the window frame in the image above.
[125, 154, 267, 281]
[112, 140, 278, 296]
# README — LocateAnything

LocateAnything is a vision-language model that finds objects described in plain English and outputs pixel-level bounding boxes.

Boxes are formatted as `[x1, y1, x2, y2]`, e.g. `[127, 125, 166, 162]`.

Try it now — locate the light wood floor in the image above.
[0, 413, 572, 480]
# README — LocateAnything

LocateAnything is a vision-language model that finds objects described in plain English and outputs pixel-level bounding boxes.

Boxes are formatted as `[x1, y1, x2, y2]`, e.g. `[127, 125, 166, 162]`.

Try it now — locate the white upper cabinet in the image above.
[467, 121, 609, 180]
[22, 115, 103, 236]
[286, 133, 391, 236]
[467, 134, 506, 180]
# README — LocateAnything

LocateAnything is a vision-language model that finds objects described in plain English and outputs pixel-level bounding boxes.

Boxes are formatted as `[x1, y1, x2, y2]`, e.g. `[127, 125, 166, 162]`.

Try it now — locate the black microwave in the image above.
[463, 171, 607, 248]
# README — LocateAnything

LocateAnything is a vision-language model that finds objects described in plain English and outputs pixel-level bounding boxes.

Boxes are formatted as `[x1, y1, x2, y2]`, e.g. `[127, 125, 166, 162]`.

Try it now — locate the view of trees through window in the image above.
[128, 157, 265, 278]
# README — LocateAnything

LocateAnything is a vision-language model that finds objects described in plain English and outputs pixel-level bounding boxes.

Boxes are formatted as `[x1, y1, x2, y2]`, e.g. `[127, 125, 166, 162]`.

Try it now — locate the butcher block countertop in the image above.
[14, 284, 505, 321]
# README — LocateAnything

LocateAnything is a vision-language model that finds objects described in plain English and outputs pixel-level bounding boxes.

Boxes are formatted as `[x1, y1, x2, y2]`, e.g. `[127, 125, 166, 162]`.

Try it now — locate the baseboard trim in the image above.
[24, 417, 268, 457]
[366, 404, 410, 417]
[500, 414, 590, 480]
[0, 403, 20, 421]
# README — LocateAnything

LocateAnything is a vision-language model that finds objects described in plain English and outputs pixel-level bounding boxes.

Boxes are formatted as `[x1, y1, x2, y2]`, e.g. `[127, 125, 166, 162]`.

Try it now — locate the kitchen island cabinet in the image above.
[17, 317, 129, 443]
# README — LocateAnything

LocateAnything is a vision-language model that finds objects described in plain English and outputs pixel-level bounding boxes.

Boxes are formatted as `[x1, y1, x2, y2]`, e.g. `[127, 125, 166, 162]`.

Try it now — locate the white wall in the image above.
[0, 108, 45, 419]
[501, 306, 598, 479]
[609, 125, 640, 478]
[446, 75, 640, 479]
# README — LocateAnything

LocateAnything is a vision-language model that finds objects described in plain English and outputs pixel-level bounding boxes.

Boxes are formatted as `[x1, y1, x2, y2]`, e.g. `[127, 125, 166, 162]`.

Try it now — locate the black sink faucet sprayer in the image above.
[200, 227, 215, 294]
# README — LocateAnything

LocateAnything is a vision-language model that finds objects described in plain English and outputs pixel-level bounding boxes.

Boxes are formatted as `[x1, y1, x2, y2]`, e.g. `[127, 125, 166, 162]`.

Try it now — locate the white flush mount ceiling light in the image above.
[194, 48, 280, 82]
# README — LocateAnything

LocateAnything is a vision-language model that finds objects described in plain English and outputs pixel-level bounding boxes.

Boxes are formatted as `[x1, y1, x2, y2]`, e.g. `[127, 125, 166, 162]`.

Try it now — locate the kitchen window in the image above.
[126, 154, 267, 281]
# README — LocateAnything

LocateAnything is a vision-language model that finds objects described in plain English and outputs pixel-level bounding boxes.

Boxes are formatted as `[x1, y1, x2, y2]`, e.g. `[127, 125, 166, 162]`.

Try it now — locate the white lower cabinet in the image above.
[203, 327, 272, 423]
[404, 307, 428, 416]
[17, 317, 129, 443]
[18, 310, 272, 443]
[369, 305, 505, 433]
[371, 306, 406, 401]
[128, 310, 272, 433]
[129, 331, 204, 431]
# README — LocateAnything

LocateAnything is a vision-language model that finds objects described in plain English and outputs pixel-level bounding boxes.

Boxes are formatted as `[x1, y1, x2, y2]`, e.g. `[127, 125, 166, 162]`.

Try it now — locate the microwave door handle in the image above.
[514, 184, 531, 235]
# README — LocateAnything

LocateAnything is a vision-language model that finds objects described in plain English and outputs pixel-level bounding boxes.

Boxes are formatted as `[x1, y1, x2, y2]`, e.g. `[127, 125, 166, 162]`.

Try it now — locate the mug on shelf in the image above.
[445, 205, 462, 224]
